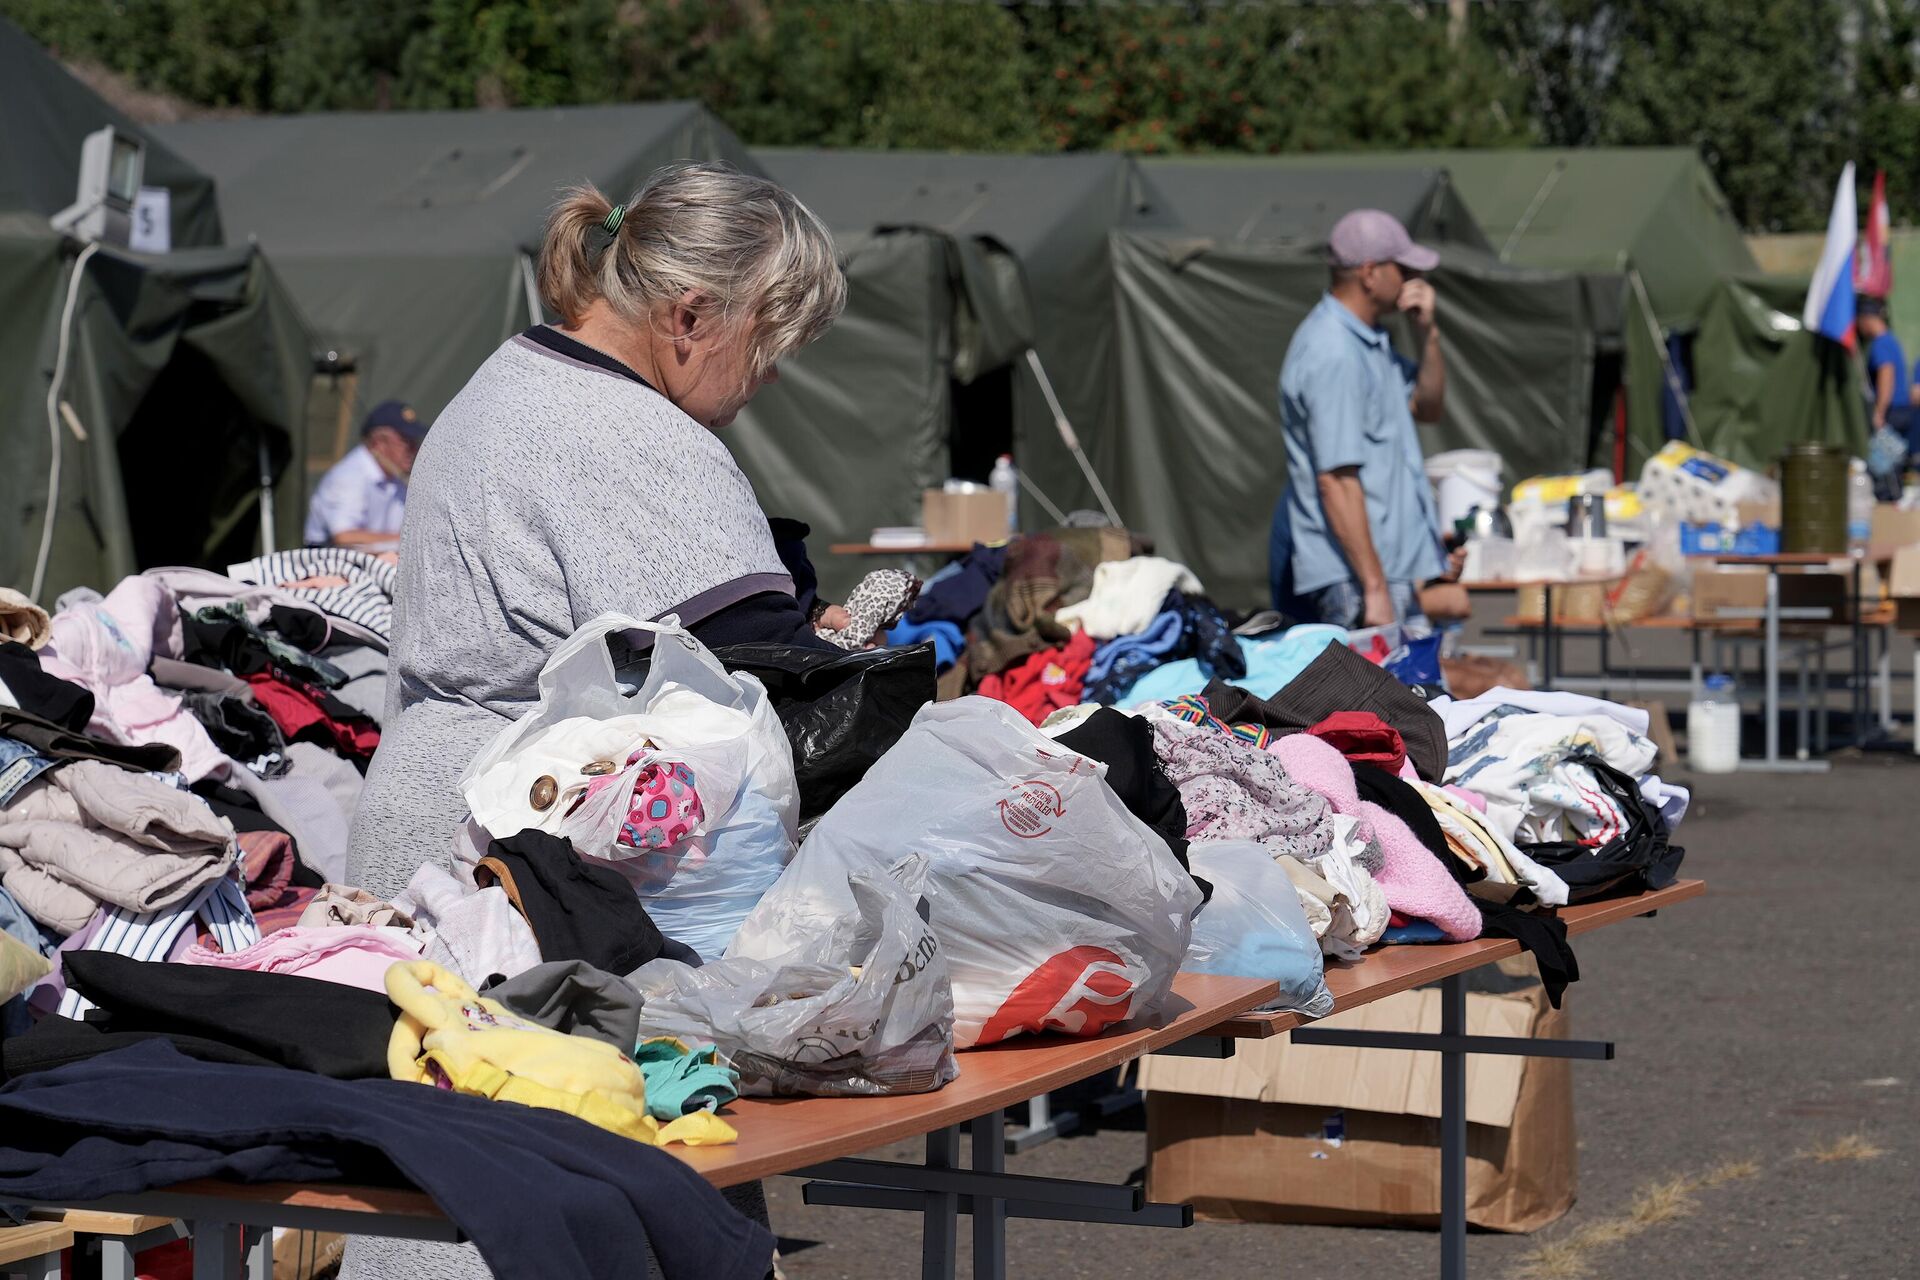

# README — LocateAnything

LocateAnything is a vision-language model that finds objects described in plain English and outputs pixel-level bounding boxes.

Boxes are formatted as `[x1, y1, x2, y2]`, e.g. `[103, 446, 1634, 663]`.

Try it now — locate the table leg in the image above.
[21, 1249, 62, 1280]
[1540, 586, 1557, 691]
[972, 1111, 1008, 1280]
[1765, 569, 1781, 764]
[1797, 641, 1811, 760]
[1440, 972, 1467, 1280]
[1843, 556, 1858, 740]
[922, 1127, 960, 1280]
[97, 1238, 138, 1280]
[192, 1222, 245, 1280]
[245, 1226, 271, 1280]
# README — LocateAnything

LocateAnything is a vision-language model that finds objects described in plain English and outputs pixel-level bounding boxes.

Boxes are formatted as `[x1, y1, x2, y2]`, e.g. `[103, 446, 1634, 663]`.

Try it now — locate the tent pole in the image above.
[257, 438, 278, 555]
[1022, 348, 1122, 528]
[1628, 269, 1702, 448]
[33, 241, 101, 603]
[1501, 160, 1565, 262]
[518, 254, 541, 329]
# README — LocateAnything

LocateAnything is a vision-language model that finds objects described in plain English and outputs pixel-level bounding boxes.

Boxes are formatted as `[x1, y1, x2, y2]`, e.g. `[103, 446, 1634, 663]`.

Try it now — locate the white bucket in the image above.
[1427, 449, 1503, 532]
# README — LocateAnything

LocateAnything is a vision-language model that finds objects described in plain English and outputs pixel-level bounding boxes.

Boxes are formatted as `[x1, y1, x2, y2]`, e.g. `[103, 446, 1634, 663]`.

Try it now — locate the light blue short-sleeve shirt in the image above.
[1279, 293, 1444, 595]
[304, 443, 408, 546]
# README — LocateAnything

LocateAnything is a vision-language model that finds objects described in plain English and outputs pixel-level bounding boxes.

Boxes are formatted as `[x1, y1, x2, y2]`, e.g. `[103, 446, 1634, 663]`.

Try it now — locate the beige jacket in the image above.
[0, 761, 235, 932]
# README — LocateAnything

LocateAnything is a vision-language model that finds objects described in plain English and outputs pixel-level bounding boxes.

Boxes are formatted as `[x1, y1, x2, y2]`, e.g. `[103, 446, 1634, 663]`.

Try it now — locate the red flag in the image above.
[1856, 168, 1892, 299]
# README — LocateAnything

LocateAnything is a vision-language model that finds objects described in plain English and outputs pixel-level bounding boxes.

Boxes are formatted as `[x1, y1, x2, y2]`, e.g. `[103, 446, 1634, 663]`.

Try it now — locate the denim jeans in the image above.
[1298, 578, 1426, 630]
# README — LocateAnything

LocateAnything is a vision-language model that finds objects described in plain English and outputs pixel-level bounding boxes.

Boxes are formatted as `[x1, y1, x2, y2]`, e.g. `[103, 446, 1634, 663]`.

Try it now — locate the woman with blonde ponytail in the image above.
[340, 162, 845, 1279]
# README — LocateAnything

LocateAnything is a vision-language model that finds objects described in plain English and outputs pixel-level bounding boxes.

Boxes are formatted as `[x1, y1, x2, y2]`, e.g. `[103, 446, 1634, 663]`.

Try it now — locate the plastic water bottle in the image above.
[1848, 457, 1873, 557]
[1687, 674, 1741, 774]
[989, 454, 1019, 534]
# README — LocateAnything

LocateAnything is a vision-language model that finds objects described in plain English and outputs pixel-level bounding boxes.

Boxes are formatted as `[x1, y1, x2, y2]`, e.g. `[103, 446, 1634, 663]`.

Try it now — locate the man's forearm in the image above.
[1318, 470, 1385, 589]
[329, 529, 400, 548]
[1411, 323, 1446, 423]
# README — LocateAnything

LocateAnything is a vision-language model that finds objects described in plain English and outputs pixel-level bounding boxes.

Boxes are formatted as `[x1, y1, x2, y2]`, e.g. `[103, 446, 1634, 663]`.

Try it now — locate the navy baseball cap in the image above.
[362, 400, 428, 443]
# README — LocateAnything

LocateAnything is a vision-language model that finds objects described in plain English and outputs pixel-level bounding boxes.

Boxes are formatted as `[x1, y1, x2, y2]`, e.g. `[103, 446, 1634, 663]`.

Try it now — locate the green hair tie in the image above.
[602, 204, 626, 235]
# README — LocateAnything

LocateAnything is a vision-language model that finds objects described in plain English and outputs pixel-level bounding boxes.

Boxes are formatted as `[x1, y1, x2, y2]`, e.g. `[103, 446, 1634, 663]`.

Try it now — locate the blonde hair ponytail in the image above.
[535, 163, 846, 386]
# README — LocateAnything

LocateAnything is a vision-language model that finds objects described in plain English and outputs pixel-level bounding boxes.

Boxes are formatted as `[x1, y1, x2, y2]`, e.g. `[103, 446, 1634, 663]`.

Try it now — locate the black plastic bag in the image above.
[709, 642, 937, 821]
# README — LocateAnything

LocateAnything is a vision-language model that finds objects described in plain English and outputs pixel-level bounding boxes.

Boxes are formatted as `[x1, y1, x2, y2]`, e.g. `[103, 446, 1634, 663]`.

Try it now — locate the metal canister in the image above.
[1780, 443, 1848, 553]
[1565, 493, 1608, 538]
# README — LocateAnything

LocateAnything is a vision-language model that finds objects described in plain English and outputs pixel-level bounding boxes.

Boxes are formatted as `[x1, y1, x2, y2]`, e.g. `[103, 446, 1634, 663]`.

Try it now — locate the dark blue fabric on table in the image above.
[1177, 592, 1246, 681]
[904, 543, 1006, 627]
[0, 1041, 772, 1280]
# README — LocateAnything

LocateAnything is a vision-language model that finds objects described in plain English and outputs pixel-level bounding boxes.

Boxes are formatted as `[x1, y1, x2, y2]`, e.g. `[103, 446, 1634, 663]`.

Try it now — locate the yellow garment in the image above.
[384, 961, 734, 1147]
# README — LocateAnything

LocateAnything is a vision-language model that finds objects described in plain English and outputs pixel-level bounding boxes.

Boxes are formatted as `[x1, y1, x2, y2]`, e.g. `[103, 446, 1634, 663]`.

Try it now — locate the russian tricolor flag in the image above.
[1803, 162, 1857, 345]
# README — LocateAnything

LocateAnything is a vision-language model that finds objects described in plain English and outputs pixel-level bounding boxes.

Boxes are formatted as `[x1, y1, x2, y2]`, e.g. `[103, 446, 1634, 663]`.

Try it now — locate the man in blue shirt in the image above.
[304, 400, 428, 549]
[1275, 209, 1447, 629]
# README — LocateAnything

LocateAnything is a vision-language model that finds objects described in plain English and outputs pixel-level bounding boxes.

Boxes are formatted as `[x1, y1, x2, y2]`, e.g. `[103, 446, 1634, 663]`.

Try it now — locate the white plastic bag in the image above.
[630, 859, 958, 1097]
[1184, 842, 1334, 1017]
[460, 613, 798, 962]
[729, 697, 1201, 1049]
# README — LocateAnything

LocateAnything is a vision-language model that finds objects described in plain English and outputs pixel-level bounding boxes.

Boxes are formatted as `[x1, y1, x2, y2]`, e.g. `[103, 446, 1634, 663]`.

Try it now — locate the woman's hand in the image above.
[814, 604, 852, 633]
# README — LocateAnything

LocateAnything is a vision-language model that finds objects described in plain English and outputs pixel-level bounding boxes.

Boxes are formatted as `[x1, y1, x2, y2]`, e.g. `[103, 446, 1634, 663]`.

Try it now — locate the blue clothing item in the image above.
[1111, 626, 1349, 707]
[0, 736, 57, 808]
[1866, 331, 1911, 411]
[0, 1040, 773, 1280]
[887, 618, 964, 672]
[1084, 610, 1185, 705]
[1179, 592, 1246, 681]
[0, 884, 53, 1038]
[1381, 919, 1449, 945]
[634, 1037, 740, 1119]
[905, 543, 1006, 627]
[1279, 294, 1445, 595]
[1297, 578, 1425, 629]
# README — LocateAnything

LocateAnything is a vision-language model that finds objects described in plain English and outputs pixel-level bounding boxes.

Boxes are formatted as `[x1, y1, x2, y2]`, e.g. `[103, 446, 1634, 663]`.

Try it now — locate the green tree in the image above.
[1021, 3, 1531, 155]
[622, 1, 1044, 150]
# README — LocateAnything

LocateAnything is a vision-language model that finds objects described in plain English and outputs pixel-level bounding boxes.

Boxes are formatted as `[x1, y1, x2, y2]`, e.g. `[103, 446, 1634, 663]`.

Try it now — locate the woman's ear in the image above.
[670, 289, 710, 349]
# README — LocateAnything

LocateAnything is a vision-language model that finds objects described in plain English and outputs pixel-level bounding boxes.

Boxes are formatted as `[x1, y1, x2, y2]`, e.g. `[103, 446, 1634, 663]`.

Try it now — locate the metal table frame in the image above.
[1287, 971, 1614, 1280]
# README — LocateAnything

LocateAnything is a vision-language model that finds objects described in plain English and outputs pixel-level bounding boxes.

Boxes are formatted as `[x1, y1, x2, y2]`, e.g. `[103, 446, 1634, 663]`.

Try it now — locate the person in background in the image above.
[1854, 298, 1911, 500]
[1274, 208, 1446, 628]
[303, 400, 427, 549]
[1858, 297, 1909, 435]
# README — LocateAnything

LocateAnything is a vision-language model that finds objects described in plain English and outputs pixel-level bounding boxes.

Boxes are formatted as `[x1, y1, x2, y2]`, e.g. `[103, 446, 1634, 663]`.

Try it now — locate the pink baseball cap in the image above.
[1327, 209, 1439, 272]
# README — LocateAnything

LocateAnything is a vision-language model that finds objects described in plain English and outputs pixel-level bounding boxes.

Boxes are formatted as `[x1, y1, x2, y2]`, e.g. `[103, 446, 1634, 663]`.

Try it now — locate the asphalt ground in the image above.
[768, 700, 1920, 1278]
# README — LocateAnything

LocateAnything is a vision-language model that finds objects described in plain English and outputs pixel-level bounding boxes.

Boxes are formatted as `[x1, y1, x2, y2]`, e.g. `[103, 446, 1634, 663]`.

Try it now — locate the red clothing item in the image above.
[1306, 711, 1407, 776]
[977, 630, 1097, 726]
[244, 673, 379, 760]
[235, 828, 316, 937]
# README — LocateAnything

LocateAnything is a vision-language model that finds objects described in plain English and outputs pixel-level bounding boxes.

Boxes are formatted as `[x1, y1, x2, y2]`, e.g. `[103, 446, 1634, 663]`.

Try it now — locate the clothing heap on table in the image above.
[0, 536, 1687, 1279]
[0, 571, 767, 1280]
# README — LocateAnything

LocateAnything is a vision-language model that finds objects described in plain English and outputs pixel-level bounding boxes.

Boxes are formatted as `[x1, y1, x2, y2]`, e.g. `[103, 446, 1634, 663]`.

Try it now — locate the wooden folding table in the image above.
[28, 972, 1280, 1280]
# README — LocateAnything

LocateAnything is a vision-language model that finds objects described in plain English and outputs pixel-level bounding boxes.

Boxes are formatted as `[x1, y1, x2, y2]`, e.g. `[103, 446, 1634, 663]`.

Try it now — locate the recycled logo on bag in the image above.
[997, 778, 1065, 838]
[977, 945, 1138, 1044]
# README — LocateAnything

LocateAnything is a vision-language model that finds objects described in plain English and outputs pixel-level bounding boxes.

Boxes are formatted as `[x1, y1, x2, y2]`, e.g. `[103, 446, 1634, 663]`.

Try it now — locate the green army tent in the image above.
[753, 149, 1148, 533]
[1137, 149, 1861, 474]
[155, 104, 756, 429]
[722, 225, 959, 600]
[0, 214, 315, 601]
[1106, 163, 1594, 608]
[3, 22, 316, 602]
[1131, 158, 1493, 256]
[0, 17, 221, 249]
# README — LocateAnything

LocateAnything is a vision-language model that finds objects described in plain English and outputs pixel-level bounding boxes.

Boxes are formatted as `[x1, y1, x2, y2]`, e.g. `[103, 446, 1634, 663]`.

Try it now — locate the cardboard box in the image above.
[1627, 700, 1679, 770]
[1689, 566, 1850, 623]
[1141, 987, 1574, 1233]
[920, 489, 1010, 546]
[1890, 546, 1920, 630]
[1871, 503, 1920, 553]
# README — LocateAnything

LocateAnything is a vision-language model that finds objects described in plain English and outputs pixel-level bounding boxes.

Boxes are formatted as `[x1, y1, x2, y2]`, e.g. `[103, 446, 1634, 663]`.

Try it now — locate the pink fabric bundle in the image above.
[1270, 730, 1481, 942]
[181, 924, 421, 992]
[1356, 801, 1482, 942]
